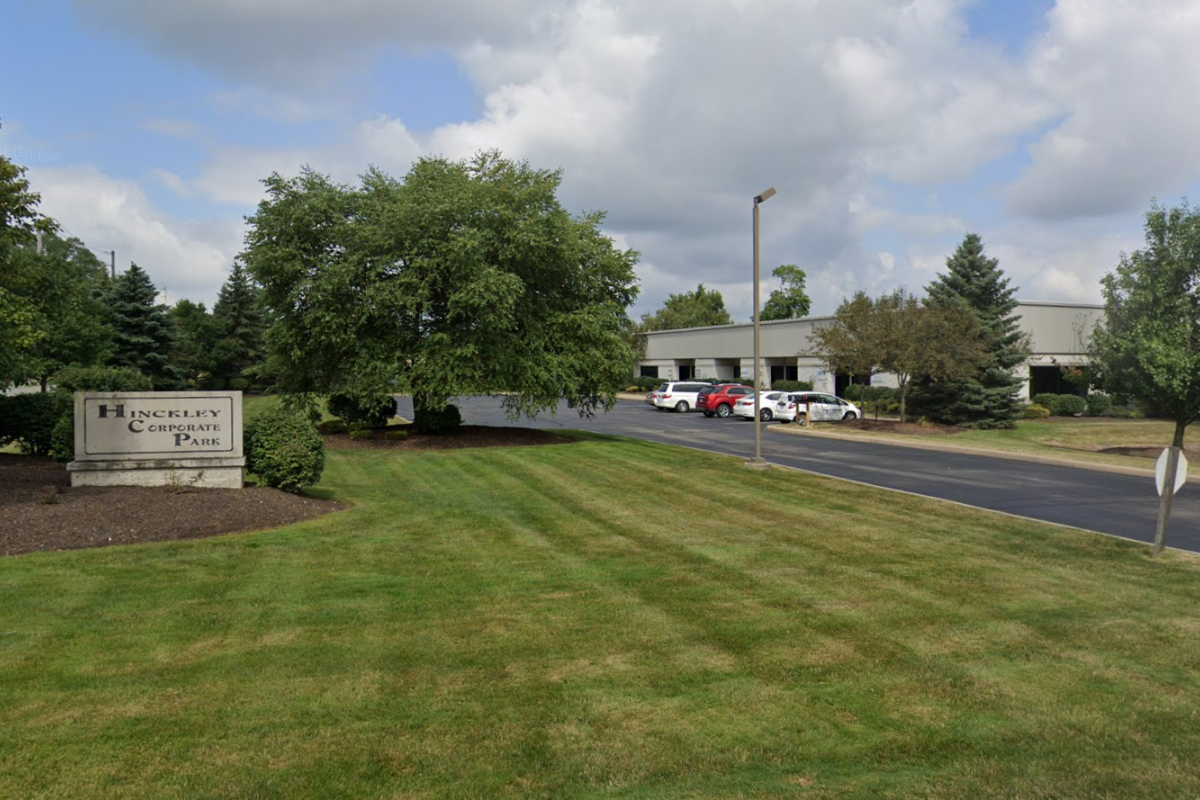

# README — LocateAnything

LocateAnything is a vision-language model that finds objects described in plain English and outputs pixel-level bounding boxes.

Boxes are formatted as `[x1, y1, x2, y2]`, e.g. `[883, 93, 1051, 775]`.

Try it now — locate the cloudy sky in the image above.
[4, 0, 1199, 320]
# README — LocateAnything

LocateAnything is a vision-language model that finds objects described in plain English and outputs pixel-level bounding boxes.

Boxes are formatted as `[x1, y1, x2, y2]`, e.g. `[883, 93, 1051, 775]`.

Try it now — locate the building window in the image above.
[1029, 366, 1085, 396]
[639, 365, 659, 378]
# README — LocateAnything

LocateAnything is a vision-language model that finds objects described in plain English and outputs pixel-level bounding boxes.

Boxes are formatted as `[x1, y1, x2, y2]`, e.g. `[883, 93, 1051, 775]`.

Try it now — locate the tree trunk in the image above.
[898, 378, 908, 424]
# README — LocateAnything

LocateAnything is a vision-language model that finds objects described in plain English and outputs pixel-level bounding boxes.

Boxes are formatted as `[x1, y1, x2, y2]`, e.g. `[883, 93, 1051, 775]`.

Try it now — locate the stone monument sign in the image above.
[67, 391, 244, 488]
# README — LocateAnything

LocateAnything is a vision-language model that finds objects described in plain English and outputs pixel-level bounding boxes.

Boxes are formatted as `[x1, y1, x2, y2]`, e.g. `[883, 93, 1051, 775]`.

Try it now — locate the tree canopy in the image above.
[9, 232, 114, 390]
[639, 284, 732, 332]
[909, 234, 1028, 428]
[1091, 201, 1200, 449]
[759, 264, 811, 321]
[211, 262, 266, 382]
[107, 264, 182, 390]
[240, 152, 640, 418]
[810, 289, 986, 422]
[0, 155, 55, 387]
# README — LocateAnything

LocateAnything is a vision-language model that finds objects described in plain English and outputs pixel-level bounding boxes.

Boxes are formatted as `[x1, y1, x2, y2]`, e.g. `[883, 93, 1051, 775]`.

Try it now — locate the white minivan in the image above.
[652, 381, 712, 412]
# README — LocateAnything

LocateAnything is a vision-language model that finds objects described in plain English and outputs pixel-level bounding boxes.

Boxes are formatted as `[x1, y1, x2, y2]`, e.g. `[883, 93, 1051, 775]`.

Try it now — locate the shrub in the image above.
[633, 376, 663, 391]
[327, 392, 396, 429]
[1031, 393, 1064, 415]
[1022, 404, 1051, 419]
[772, 380, 814, 392]
[348, 429, 374, 441]
[243, 405, 325, 492]
[843, 384, 863, 401]
[383, 430, 409, 441]
[206, 376, 227, 391]
[0, 393, 64, 457]
[53, 366, 152, 393]
[1107, 406, 1145, 419]
[624, 385, 641, 392]
[1057, 395, 1087, 416]
[50, 414, 75, 462]
[315, 419, 349, 435]
[228, 377, 251, 391]
[1086, 393, 1112, 417]
[414, 402, 462, 435]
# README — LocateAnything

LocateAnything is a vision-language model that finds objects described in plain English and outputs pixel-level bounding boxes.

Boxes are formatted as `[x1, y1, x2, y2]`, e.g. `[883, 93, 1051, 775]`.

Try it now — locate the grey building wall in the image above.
[637, 301, 1104, 399]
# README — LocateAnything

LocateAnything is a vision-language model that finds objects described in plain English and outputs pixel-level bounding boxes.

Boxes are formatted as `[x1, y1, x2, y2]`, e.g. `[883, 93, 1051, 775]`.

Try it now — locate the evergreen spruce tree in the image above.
[107, 263, 182, 389]
[909, 234, 1028, 428]
[211, 262, 265, 382]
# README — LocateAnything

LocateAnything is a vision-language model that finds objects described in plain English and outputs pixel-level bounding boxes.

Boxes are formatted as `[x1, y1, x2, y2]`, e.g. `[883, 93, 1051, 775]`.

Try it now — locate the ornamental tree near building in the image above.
[241, 152, 640, 422]
[810, 289, 986, 422]
[1089, 201, 1200, 555]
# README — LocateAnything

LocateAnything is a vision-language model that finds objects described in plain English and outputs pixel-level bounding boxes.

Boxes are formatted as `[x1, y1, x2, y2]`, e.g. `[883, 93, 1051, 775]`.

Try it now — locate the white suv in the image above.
[652, 381, 711, 412]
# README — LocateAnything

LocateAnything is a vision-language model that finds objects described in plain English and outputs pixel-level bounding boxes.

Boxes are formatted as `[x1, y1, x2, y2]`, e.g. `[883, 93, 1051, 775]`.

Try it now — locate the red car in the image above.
[696, 384, 756, 418]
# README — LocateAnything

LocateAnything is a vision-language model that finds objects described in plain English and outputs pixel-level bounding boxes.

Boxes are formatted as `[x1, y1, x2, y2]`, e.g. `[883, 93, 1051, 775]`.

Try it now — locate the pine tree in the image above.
[107, 263, 182, 389]
[909, 234, 1028, 428]
[211, 262, 265, 381]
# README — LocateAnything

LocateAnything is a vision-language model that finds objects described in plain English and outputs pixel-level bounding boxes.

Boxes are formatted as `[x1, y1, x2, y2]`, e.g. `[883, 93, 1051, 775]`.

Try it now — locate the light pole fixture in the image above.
[748, 187, 776, 470]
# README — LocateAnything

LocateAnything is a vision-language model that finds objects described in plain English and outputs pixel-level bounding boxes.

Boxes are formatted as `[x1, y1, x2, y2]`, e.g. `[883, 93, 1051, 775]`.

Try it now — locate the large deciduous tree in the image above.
[639, 284, 732, 332]
[1091, 202, 1200, 555]
[1091, 202, 1200, 448]
[811, 289, 986, 422]
[10, 232, 115, 391]
[240, 152, 640, 419]
[0, 155, 56, 388]
[909, 233, 1028, 428]
[759, 264, 811, 321]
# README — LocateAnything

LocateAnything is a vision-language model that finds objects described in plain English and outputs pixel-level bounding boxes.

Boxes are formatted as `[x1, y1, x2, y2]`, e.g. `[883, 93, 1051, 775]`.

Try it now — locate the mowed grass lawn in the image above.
[4, 434, 1200, 799]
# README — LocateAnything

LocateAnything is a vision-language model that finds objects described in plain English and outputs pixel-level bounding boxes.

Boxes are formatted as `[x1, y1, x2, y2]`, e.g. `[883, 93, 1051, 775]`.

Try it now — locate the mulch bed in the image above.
[0, 426, 575, 557]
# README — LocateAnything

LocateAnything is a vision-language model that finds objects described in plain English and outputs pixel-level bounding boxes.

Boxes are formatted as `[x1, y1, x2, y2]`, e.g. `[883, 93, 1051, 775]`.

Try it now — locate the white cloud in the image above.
[1007, 0, 1200, 219]
[152, 168, 193, 198]
[29, 165, 237, 305]
[57, 0, 1199, 322]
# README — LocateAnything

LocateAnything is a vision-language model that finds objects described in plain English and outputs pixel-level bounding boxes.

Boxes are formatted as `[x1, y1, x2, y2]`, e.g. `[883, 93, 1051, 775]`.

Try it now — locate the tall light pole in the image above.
[748, 187, 776, 470]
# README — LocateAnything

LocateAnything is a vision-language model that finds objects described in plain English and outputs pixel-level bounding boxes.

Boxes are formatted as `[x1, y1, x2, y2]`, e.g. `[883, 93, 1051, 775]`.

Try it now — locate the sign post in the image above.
[1152, 446, 1189, 557]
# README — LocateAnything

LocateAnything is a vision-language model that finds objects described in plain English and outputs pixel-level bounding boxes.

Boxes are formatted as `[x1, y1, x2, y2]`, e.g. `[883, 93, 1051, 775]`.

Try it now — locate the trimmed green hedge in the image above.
[414, 403, 462, 435]
[244, 405, 325, 492]
[0, 393, 64, 457]
[771, 380, 814, 392]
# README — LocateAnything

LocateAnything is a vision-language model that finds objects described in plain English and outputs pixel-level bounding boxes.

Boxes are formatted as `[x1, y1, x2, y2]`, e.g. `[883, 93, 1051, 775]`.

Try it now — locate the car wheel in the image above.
[703, 410, 715, 418]
[716, 403, 732, 418]
[843, 411, 857, 420]
[675, 401, 689, 412]
[759, 408, 773, 422]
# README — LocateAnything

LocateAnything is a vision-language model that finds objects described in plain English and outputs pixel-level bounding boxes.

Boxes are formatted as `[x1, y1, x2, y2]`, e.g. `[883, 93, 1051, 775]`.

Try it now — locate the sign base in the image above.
[67, 457, 245, 489]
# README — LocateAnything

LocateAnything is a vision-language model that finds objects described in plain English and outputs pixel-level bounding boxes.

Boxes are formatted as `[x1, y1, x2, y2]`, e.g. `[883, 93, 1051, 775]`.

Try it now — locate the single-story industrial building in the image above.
[636, 301, 1103, 400]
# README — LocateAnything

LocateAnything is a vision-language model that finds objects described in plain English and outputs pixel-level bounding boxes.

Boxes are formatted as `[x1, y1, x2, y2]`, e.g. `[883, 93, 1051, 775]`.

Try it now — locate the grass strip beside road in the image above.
[4, 433, 1200, 798]
[781, 417, 1196, 476]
